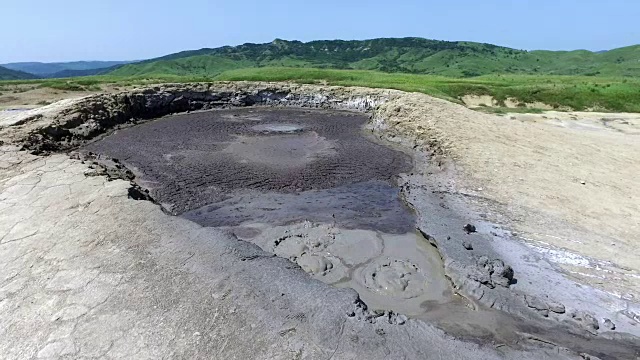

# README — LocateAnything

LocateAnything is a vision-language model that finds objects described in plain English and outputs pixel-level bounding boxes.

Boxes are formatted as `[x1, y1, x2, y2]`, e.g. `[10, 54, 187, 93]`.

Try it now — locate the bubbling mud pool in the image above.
[233, 222, 451, 316]
[82, 107, 456, 315]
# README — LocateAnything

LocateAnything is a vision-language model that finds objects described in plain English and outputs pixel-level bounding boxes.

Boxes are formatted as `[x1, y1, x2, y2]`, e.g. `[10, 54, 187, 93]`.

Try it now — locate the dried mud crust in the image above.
[81, 108, 412, 214]
[373, 94, 640, 303]
[1, 152, 634, 360]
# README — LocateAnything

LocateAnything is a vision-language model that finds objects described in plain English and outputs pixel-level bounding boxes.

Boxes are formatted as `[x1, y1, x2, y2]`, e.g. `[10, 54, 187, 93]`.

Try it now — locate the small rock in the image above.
[393, 314, 408, 325]
[571, 311, 599, 333]
[524, 295, 549, 312]
[463, 224, 476, 234]
[490, 260, 514, 288]
[548, 301, 566, 314]
[580, 180, 586, 185]
[602, 318, 616, 330]
[467, 267, 493, 288]
[462, 241, 473, 250]
[477, 256, 490, 268]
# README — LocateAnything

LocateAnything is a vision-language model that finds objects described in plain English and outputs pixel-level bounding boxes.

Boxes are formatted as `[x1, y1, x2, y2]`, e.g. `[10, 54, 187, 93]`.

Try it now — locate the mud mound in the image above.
[238, 222, 452, 316]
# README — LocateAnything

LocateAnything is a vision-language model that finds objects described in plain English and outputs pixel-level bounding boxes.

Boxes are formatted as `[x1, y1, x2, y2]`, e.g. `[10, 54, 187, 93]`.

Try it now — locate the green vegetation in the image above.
[215, 68, 640, 112]
[0, 74, 213, 89]
[473, 107, 547, 115]
[2, 67, 640, 113]
[110, 38, 640, 78]
[3, 37, 640, 113]
[35, 78, 104, 91]
[92, 38, 640, 112]
[0, 65, 37, 81]
[110, 55, 253, 78]
[1, 61, 134, 78]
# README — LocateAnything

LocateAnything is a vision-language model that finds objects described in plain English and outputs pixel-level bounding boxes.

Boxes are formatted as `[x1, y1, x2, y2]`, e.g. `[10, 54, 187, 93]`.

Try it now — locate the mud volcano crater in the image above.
[83, 107, 453, 315]
[84, 108, 411, 216]
[11, 84, 637, 358]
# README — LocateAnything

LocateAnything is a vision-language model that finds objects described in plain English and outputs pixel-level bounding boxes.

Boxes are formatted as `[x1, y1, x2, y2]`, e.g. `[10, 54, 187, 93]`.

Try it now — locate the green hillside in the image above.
[109, 38, 640, 78]
[2, 67, 638, 112]
[0, 65, 37, 80]
[2, 61, 134, 77]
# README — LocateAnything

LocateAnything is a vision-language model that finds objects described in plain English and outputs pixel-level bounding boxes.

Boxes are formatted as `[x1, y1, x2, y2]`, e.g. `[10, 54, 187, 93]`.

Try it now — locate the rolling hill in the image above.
[0, 65, 38, 80]
[2, 61, 134, 78]
[108, 38, 640, 78]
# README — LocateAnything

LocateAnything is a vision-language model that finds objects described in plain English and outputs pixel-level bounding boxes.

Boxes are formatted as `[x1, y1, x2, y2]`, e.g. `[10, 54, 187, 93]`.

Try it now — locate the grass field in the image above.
[2, 68, 640, 112]
[216, 68, 640, 112]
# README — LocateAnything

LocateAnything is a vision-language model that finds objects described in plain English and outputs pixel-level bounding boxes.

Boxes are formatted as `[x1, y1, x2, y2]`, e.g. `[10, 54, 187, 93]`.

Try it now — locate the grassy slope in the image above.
[214, 67, 640, 112]
[2, 61, 134, 76]
[0, 65, 37, 81]
[109, 38, 640, 78]
[94, 38, 640, 112]
[4, 67, 638, 112]
[109, 55, 255, 77]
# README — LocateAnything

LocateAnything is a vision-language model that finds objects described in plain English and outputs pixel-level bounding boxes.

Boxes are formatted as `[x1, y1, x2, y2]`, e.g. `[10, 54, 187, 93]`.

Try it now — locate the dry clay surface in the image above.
[374, 97, 640, 299]
[5, 84, 637, 288]
[0, 83, 132, 111]
[0, 82, 639, 358]
[0, 152, 578, 359]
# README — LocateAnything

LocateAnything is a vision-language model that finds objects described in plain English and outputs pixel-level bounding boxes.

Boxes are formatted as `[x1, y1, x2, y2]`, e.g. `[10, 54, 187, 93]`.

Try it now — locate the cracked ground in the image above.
[0, 149, 587, 359]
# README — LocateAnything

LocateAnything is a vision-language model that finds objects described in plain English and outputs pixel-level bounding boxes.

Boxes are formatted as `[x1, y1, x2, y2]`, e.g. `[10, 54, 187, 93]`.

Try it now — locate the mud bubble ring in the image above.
[355, 258, 428, 299]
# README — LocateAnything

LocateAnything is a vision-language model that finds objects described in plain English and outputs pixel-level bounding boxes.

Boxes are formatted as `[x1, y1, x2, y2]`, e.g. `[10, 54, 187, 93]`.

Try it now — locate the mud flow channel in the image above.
[82, 108, 455, 316]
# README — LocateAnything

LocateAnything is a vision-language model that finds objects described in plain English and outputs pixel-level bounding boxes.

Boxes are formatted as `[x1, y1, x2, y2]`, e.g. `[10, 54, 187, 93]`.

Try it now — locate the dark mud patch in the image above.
[82, 108, 411, 215]
[183, 180, 415, 234]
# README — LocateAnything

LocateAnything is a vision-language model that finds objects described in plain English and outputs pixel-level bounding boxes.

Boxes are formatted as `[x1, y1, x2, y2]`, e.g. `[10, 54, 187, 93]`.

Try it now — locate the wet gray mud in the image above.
[84, 108, 411, 214]
[182, 180, 415, 233]
[84, 107, 454, 314]
[82, 107, 640, 358]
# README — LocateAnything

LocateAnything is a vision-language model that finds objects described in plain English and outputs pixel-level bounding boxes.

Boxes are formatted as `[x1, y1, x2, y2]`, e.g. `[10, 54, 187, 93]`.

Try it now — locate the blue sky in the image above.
[1, 0, 638, 63]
